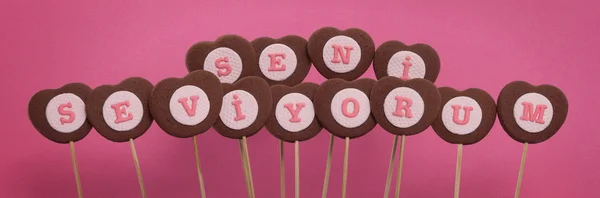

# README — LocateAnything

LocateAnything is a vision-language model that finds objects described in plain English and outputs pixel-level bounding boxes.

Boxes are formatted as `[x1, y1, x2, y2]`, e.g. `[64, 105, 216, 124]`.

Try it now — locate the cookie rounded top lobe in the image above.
[252, 35, 311, 86]
[373, 40, 440, 82]
[308, 27, 375, 81]
[497, 81, 568, 144]
[266, 82, 322, 142]
[431, 87, 496, 145]
[86, 77, 154, 142]
[149, 70, 223, 138]
[28, 83, 93, 144]
[186, 34, 257, 84]
[370, 77, 441, 136]
[213, 76, 273, 139]
[314, 78, 377, 139]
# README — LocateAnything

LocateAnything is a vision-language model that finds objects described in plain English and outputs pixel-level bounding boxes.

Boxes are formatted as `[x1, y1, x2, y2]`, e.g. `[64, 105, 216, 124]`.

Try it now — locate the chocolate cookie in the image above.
[314, 78, 377, 139]
[431, 87, 496, 145]
[28, 83, 93, 144]
[373, 41, 440, 82]
[213, 76, 273, 139]
[149, 70, 223, 138]
[370, 77, 441, 136]
[251, 35, 311, 86]
[86, 77, 154, 142]
[497, 81, 568, 144]
[307, 27, 375, 81]
[185, 34, 257, 84]
[265, 82, 321, 142]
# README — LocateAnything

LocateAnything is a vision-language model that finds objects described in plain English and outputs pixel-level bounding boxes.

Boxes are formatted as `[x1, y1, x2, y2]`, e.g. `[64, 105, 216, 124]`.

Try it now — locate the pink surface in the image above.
[1, 0, 598, 197]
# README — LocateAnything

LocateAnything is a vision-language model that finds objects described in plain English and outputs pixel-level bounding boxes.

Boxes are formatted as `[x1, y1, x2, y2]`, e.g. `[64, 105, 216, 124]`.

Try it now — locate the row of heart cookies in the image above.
[28, 69, 568, 146]
[182, 26, 566, 145]
[27, 26, 568, 198]
[185, 27, 440, 86]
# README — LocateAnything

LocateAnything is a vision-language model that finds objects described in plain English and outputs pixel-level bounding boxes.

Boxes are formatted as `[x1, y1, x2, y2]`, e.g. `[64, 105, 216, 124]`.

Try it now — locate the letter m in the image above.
[519, 102, 548, 124]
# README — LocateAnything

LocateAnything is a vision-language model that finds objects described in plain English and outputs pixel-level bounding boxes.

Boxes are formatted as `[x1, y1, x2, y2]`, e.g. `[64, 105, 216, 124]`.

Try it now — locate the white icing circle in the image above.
[330, 88, 371, 128]
[383, 87, 425, 128]
[387, 51, 426, 80]
[441, 96, 483, 135]
[169, 85, 211, 126]
[322, 36, 362, 73]
[45, 93, 87, 133]
[259, 44, 297, 81]
[513, 93, 553, 133]
[102, 91, 144, 132]
[275, 93, 315, 132]
[220, 90, 259, 130]
[203, 47, 243, 83]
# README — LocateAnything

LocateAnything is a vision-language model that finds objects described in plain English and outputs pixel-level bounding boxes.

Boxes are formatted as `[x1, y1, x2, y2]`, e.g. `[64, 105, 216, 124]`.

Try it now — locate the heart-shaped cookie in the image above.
[266, 82, 321, 143]
[431, 87, 496, 145]
[149, 70, 223, 138]
[314, 78, 377, 139]
[370, 77, 441, 136]
[497, 81, 568, 144]
[251, 35, 311, 86]
[185, 34, 257, 84]
[28, 83, 93, 144]
[213, 76, 273, 139]
[373, 41, 440, 82]
[86, 77, 154, 142]
[307, 27, 375, 81]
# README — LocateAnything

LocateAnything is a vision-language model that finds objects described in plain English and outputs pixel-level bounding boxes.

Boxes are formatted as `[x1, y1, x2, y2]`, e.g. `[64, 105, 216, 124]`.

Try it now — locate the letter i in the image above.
[232, 94, 246, 121]
[400, 56, 412, 80]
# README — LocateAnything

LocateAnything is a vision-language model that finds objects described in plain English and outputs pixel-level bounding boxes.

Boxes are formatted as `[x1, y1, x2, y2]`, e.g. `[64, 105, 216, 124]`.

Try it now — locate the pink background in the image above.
[1, 0, 598, 197]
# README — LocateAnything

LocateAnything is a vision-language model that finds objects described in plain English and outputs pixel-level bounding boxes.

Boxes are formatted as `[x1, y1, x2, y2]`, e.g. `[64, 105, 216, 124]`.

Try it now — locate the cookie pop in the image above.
[213, 76, 273, 198]
[496, 81, 568, 198]
[370, 77, 441, 198]
[265, 82, 321, 198]
[85, 77, 154, 198]
[308, 26, 376, 198]
[431, 87, 497, 198]
[149, 70, 223, 198]
[28, 83, 93, 198]
[252, 34, 314, 198]
[372, 40, 441, 198]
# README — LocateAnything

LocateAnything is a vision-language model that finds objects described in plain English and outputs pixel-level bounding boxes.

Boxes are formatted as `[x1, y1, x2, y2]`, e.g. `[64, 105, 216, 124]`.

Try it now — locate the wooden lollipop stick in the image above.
[395, 135, 406, 198]
[69, 141, 83, 198]
[321, 134, 334, 198]
[242, 136, 256, 198]
[514, 143, 529, 198]
[383, 136, 399, 198]
[129, 139, 147, 198]
[238, 139, 252, 198]
[280, 140, 286, 198]
[454, 144, 463, 198]
[341, 137, 350, 198]
[295, 141, 300, 198]
[193, 136, 207, 198]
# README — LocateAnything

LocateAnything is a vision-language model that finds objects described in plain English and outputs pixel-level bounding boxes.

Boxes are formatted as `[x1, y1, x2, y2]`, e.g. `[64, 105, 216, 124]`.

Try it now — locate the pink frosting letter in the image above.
[341, 98, 359, 118]
[111, 101, 133, 124]
[451, 105, 473, 125]
[268, 53, 287, 71]
[393, 96, 413, 118]
[232, 94, 246, 121]
[331, 44, 354, 64]
[519, 102, 548, 124]
[284, 103, 305, 123]
[58, 102, 75, 125]
[215, 57, 232, 77]
[400, 56, 413, 80]
[178, 95, 200, 117]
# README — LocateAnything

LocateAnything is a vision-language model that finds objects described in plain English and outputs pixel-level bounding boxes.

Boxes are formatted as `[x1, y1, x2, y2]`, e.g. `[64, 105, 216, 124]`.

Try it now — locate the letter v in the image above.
[178, 95, 200, 117]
